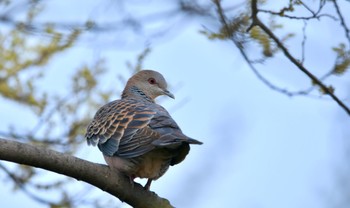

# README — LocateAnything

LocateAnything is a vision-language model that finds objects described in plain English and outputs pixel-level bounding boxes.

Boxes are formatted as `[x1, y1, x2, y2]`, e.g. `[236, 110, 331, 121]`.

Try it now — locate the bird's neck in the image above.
[122, 86, 154, 103]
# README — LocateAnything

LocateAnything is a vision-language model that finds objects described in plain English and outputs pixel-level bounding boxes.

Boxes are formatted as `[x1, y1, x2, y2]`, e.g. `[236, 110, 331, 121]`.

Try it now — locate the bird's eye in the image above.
[148, 78, 156, 85]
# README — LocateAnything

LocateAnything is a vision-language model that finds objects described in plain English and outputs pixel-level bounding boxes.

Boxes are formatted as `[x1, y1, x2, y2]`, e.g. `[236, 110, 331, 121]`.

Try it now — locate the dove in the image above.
[85, 70, 202, 190]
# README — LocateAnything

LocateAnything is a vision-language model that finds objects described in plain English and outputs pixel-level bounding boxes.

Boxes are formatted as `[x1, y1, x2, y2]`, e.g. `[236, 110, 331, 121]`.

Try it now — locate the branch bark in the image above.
[0, 138, 174, 208]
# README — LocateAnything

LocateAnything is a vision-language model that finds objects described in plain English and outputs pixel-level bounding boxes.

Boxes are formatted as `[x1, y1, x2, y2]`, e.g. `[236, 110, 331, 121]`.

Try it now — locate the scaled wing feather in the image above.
[85, 99, 156, 156]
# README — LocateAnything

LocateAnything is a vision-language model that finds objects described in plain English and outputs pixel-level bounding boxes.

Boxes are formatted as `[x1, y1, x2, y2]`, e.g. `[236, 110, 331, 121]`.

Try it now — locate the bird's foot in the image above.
[144, 179, 152, 191]
[129, 175, 136, 188]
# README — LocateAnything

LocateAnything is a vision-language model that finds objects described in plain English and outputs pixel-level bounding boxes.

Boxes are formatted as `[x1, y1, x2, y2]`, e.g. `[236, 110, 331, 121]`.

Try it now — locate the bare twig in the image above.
[245, 0, 350, 116]
[213, 0, 310, 97]
[30, 93, 73, 136]
[301, 20, 307, 64]
[332, 0, 350, 45]
[258, 0, 336, 21]
[0, 163, 57, 205]
[258, 9, 336, 21]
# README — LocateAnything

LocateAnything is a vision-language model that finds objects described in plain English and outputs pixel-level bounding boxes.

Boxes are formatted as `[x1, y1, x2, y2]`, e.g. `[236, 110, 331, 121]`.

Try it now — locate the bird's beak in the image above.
[163, 90, 175, 99]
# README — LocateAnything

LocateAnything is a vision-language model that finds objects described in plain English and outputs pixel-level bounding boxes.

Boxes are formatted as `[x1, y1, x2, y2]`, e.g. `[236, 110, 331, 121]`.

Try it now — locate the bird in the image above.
[85, 69, 202, 190]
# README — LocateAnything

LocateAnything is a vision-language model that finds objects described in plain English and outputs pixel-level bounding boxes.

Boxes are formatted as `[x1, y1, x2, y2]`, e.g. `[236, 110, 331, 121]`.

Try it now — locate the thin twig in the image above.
[258, 9, 336, 21]
[301, 20, 307, 64]
[30, 93, 73, 136]
[0, 163, 57, 205]
[247, 0, 350, 116]
[332, 0, 350, 45]
[213, 0, 298, 96]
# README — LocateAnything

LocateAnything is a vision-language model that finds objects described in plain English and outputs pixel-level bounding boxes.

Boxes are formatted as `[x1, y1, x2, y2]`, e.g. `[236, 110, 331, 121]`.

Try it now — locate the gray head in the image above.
[123, 70, 175, 101]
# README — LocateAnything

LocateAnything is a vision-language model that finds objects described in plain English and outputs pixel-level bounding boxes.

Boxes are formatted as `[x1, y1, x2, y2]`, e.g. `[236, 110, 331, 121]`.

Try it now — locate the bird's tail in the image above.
[186, 137, 203, 145]
[152, 133, 203, 147]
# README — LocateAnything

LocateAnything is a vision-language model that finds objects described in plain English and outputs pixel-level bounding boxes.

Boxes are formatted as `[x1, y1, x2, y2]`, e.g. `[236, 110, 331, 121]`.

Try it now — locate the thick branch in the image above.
[0, 138, 173, 208]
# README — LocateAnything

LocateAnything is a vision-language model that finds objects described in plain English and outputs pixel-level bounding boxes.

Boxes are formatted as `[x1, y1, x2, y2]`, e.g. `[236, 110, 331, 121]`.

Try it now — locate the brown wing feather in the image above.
[85, 99, 156, 156]
[117, 126, 160, 158]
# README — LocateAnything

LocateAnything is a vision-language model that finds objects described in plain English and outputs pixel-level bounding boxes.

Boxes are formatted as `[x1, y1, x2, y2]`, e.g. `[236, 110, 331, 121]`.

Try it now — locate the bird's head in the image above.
[124, 70, 175, 101]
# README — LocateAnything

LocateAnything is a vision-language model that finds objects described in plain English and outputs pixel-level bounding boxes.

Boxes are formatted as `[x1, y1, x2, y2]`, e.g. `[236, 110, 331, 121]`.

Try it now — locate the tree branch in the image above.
[213, 0, 314, 97]
[0, 138, 174, 208]
[332, 0, 350, 45]
[247, 0, 350, 116]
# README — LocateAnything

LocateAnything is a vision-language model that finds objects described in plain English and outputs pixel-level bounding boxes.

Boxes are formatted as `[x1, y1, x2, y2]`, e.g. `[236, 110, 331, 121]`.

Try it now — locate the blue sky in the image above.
[1, 1, 350, 208]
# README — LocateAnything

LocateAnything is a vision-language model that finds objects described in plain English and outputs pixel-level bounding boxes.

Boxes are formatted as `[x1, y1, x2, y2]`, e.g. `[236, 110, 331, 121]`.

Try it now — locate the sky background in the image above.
[1, 1, 350, 208]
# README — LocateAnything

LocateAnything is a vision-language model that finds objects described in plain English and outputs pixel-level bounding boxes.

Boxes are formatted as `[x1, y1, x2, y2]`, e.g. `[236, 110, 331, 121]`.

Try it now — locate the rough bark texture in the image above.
[0, 138, 174, 208]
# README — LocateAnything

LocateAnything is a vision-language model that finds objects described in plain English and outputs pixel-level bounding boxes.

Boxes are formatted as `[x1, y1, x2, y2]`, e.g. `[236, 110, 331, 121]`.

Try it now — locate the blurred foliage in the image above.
[0, 1, 144, 207]
[199, 14, 250, 48]
[200, 0, 350, 98]
[249, 26, 273, 57]
[332, 43, 350, 76]
[0, 28, 79, 114]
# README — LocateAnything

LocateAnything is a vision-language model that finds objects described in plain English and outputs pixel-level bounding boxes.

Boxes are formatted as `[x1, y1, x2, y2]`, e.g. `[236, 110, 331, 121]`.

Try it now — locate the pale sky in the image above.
[1, 1, 350, 208]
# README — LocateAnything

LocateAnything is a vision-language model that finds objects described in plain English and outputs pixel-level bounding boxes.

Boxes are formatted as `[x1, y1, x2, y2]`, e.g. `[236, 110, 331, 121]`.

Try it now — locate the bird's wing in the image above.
[149, 105, 203, 146]
[85, 99, 157, 157]
[116, 126, 160, 158]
